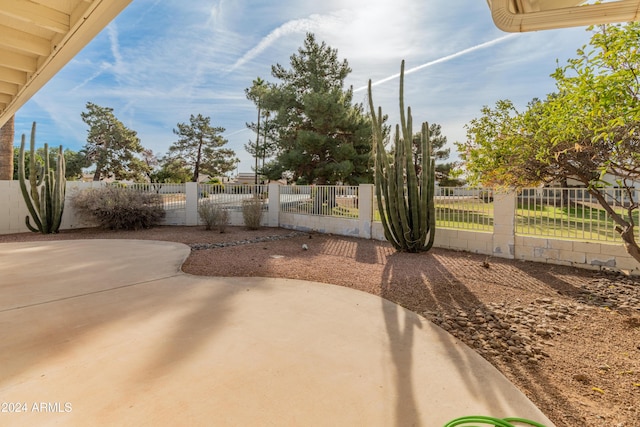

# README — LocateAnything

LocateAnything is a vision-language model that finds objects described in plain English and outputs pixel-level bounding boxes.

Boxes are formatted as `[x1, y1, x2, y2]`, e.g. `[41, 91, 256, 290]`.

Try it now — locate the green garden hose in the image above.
[443, 415, 547, 427]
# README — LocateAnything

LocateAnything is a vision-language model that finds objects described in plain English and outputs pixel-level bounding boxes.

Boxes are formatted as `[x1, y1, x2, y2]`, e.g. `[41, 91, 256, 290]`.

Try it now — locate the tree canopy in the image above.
[458, 23, 640, 262]
[81, 102, 148, 181]
[410, 123, 461, 186]
[143, 149, 192, 184]
[13, 147, 87, 181]
[165, 114, 238, 182]
[256, 33, 373, 185]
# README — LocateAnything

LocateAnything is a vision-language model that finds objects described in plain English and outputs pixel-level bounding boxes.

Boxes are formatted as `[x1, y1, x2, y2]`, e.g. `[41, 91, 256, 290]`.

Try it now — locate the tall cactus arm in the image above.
[405, 109, 422, 249]
[424, 156, 436, 251]
[52, 145, 66, 232]
[418, 122, 429, 238]
[368, 61, 437, 252]
[18, 122, 66, 234]
[394, 126, 412, 247]
[369, 80, 402, 250]
[422, 122, 436, 251]
[18, 134, 43, 233]
[42, 144, 53, 233]
[28, 123, 42, 208]
[398, 60, 407, 146]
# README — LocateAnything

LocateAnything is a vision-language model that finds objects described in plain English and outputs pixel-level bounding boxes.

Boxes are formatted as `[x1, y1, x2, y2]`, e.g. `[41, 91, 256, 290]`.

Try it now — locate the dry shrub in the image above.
[242, 195, 264, 230]
[198, 200, 229, 232]
[71, 186, 165, 230]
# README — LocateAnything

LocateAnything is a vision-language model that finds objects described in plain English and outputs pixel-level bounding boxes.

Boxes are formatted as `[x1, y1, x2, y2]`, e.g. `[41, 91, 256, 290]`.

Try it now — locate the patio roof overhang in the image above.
[0, 0, 132, 128]
[487, 0, 640, 32]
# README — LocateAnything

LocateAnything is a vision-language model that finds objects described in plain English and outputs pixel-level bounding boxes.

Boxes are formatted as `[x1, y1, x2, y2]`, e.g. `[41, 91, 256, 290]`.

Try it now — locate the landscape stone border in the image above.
[189, 231, 310, 250]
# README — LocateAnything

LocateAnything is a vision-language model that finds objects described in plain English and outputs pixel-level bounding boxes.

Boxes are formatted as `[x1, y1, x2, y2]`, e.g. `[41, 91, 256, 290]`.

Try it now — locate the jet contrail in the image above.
[223, 128, 250, 138]
[71, 24, 123, 92]
[228, 13, 341, 73]
[353, 33, 519, 92]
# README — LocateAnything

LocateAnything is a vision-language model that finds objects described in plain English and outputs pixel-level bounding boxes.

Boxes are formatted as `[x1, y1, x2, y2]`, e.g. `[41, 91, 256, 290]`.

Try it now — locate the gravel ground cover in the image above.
[2, 226, 639, 427]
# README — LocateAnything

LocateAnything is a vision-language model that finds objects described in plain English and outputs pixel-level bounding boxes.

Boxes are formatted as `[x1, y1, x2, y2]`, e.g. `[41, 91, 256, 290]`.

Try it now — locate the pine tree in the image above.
[81, 102, 148, 181]
[259, 33, 373, 184]
[165, 114, 238, 182]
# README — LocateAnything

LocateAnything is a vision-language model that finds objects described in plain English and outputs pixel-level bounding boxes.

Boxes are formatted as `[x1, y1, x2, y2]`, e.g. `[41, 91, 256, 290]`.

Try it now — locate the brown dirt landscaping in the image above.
[1, 226, 639, 427]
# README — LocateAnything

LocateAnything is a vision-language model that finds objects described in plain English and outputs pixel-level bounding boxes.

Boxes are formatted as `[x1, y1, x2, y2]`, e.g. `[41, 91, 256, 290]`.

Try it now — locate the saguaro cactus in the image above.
[18, 122, 66, 234]
[367, 60, 436, 252]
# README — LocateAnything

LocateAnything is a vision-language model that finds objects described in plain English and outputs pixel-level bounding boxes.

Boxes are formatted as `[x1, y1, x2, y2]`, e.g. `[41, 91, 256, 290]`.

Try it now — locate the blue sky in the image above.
[13, 0, 594, 174]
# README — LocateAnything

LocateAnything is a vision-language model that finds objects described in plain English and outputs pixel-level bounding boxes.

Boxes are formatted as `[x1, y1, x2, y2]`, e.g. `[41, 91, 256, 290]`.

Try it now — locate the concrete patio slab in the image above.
[0, 240, 554, 426]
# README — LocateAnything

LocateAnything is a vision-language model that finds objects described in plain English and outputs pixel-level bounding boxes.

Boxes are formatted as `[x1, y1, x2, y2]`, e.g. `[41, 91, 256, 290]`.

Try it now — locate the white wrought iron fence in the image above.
[102, 183, 638, 244]
[434, 187, 494, 231]
[373, 187, 494, 231]
[198, 184, 269, 211]
[280, 185, 359, 218]
[111, 182, 186, 210]
[516, 187, 639, 242]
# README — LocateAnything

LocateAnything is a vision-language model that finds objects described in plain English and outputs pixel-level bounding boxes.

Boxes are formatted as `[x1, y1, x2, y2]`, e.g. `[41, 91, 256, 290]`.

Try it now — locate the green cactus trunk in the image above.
[367, 60, 435, 252]
[18, 122, 66, 234]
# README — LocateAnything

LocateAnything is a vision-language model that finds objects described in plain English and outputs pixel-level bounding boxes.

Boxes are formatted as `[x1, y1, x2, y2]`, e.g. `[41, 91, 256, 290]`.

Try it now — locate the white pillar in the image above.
[268, 183, 280, 227]
[358, 184, 374, 239]
[186, 182, 198, 226]
[492, 190, 516, 259]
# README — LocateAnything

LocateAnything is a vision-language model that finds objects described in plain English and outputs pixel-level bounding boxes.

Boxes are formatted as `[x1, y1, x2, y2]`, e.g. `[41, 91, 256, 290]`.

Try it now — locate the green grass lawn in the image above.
[373, 200, 495, 232]
[515, 201, 636, 242]
[435, 201, 494, 231]
[376, 198, 635, 242]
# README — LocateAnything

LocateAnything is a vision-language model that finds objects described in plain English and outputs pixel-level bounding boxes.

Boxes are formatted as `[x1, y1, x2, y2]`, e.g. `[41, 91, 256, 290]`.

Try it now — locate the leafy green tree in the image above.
[81, 102, 149, 181]
[409, 123, 462, 186]
[152, 158, 193, 183]
[165, 114, 238, 182]
[436, 163, 464, 187]
[64, 149, 90, 180]
[412, 123, 449, 165]
[141, 148, 182, 190]
[141, 149, 159, 182]
[260, 33, 373, 185]
[458, 23, 640, 263]
[13, 147, 88, 180]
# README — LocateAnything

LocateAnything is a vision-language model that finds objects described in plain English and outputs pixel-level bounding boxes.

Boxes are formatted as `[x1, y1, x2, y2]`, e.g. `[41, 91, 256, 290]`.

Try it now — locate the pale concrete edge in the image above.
[0, 239, 192, 277]
[181, 275, 554, 425]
